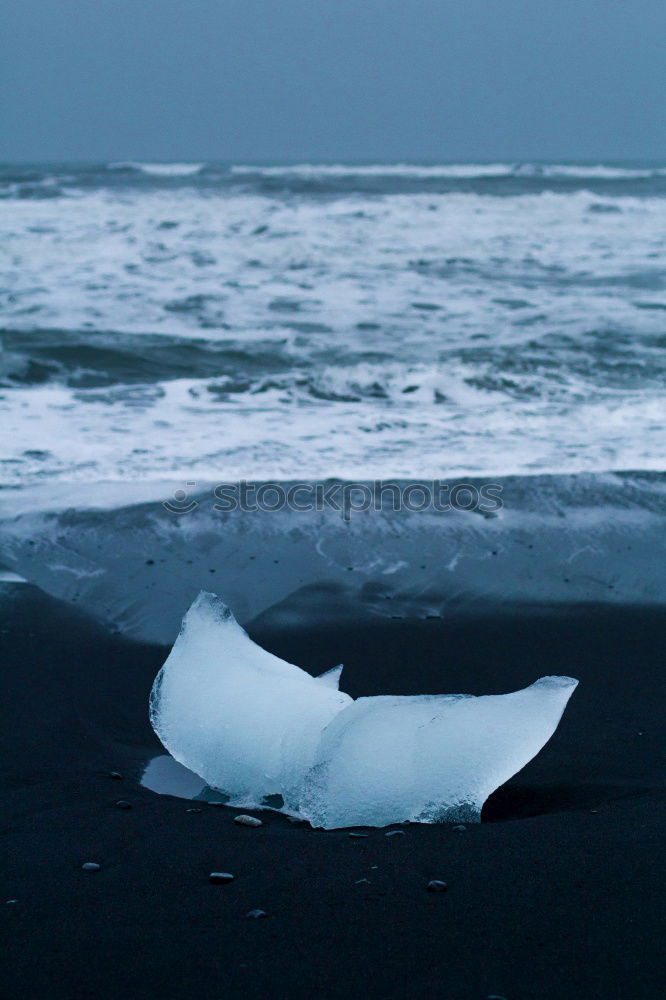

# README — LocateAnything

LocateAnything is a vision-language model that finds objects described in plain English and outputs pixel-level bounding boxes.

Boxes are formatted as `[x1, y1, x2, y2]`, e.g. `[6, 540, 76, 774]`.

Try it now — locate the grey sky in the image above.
[2, 0, 665, 162]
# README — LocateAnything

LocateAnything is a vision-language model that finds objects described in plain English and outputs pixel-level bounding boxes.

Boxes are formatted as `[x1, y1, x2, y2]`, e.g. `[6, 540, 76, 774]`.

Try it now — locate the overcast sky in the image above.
[2, 0, 665, 162]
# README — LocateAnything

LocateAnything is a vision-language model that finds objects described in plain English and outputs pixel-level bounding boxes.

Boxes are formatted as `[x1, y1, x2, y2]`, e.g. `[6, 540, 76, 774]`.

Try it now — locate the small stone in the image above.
[109, 771, 123, 780]
[426, 880, 448, 893]
[187, 807, 202, 814]
[82, 862, 101, 872]
[115, 800, 132, 810]
[452, 824, 466, 832]
[246, 908, 267, 919]
[385, 830, 405, 838]
[234, 814, 262, 827]
[209, 872, 234, 884]
[348, 832, 368, 838]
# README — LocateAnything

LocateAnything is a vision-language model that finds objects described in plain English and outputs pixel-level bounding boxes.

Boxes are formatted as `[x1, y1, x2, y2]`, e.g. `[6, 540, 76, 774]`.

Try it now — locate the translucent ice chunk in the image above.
[296, 678, 579, 828]
[149, 592, 352, 805]
[149, 593, 578, 827]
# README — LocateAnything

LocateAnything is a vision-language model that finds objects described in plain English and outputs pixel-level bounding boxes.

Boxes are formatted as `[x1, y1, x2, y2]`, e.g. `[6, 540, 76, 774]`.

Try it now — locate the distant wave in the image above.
[107, 161, 205, 177]
[231, 162, 666, 180]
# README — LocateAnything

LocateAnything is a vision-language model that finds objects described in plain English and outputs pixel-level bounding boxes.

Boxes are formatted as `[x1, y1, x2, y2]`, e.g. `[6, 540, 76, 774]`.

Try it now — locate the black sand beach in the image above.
[2, 581, 663, 999]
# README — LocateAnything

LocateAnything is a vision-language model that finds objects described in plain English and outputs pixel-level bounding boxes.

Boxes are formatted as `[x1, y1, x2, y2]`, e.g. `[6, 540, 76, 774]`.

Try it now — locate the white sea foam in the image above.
[149, 592, 578, 827]
[108, 161, 205, 177]
[231, 162, 666, 180]
[1, 182, 665, 484]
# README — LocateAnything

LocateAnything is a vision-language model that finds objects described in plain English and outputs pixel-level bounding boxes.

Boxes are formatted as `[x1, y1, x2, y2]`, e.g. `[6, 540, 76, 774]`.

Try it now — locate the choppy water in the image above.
[1, 161, 665, 486]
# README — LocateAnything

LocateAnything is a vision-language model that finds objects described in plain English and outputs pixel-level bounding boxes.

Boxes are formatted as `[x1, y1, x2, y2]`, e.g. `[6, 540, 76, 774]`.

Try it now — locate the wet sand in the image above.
[1, 582, 664, 999]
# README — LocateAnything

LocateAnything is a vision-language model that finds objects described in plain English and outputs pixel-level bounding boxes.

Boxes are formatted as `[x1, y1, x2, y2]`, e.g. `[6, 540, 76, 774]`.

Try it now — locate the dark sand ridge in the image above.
[1, 580, 663, 999]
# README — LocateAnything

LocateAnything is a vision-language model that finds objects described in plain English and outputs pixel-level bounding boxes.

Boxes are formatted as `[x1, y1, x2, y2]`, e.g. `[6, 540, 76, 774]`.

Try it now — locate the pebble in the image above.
[209, 872, 234, 884]
[426, 880, 448, 893]
[115, 800, 132, 810]
[246, 909, 267, 919]
[234, 814, 262, 827]
[109, 771, 123, 780]
[81, 862, 101, 872]
[385, 830, 405, 838]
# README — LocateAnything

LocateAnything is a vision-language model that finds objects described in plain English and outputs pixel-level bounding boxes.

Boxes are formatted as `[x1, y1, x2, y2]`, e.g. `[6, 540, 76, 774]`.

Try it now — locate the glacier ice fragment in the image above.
[149, 592, 352, 805]
[149, 592, 578, 828]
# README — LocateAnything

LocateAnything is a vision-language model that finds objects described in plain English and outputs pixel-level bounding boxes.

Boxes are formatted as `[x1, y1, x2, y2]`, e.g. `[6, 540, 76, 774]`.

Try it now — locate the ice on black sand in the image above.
[149, 592, 578, 830]
[246, 909, 267, 919]
[427, 880, 448, 893]
[82, 862, 101, 872]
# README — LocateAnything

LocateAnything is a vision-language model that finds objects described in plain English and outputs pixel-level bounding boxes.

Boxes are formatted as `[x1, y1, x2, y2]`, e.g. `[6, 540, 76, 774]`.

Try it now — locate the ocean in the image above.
[2, 160, 665, 487]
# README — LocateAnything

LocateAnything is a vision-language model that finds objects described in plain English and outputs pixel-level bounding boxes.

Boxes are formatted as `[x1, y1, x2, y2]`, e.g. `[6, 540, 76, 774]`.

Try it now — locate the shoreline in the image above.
[1, 470, 664, 643]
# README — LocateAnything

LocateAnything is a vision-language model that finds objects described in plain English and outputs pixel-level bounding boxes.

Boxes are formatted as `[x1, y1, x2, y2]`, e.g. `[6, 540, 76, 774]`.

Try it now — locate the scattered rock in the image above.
[234, 814, 262, 827]
[115, 800, 132, 810]
[109, 771, 123, 780]
[209, 872, 234, 884]
[246, 909, 267, 919]
[426, 880, 448, 893]
[81, 862, 101, 872]
[385, 830, 405, 838]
